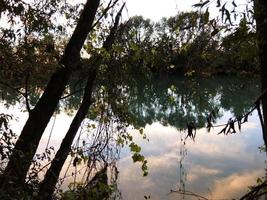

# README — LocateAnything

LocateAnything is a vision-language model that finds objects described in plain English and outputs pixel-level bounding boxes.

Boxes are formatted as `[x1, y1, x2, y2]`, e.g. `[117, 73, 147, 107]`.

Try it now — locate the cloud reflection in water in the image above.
[118, 112, 266, 200]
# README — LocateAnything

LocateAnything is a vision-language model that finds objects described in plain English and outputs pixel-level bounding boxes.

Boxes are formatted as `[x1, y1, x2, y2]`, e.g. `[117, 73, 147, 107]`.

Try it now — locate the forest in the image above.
[0, 0, 267, 199]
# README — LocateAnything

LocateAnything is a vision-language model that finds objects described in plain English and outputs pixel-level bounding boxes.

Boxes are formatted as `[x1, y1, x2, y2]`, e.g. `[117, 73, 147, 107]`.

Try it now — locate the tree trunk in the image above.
[37, 70, 97, 200]
[37, 4, 124, 199]
[254, 0, 267, 146]
[0, 0, 100, 192]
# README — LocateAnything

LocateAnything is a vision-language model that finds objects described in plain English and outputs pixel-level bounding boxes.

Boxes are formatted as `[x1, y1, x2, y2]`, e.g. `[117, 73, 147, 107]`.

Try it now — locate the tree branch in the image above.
[89, 0, 120, 33]
[239, 180, 267, 200]
[170, 189, 209, 200]
[24, 73, 31, 113]
[60, 88, 85, 100]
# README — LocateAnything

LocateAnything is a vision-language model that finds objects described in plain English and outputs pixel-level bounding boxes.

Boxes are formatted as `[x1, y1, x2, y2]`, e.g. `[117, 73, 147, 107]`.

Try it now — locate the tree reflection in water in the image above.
[0, 75, 263, 199]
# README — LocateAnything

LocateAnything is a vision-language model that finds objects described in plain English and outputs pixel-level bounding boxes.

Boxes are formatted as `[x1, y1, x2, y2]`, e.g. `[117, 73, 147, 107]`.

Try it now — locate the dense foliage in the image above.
[112, 13, 258, 77]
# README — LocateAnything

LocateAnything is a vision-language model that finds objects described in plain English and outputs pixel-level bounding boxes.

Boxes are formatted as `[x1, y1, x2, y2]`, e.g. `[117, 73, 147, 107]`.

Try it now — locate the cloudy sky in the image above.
[123, 0, 250, 24]
[124, 0, 197, 21]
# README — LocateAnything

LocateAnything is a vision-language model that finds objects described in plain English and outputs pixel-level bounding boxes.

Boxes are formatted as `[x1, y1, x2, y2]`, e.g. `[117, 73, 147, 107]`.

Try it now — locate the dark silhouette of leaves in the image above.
[232, 0, 237, 7]
[73, 156, 79, 167]
[206, 110, 216, 132]
[186, 122, 196, 141]
[216, 0, 221, 7]
[218, 125, 228, 135]
[226, 118, 236, 134]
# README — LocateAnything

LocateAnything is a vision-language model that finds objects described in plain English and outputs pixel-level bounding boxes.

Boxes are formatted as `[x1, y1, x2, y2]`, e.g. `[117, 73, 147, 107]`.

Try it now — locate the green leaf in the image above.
[132, 153, 144, 162]
[204, 8, 210, 24]
[127, 134, 133, 141]
[129, 142, 141, 153]
[142, 160, 148, 171]
[257, 177, 263, 184]
[143, 171, 148, 176]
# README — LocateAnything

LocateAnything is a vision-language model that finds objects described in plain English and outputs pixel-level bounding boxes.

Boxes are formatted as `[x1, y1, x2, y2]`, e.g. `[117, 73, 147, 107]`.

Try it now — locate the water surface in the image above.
[0, 76, 266, 199]
[116, 76, 266, 200]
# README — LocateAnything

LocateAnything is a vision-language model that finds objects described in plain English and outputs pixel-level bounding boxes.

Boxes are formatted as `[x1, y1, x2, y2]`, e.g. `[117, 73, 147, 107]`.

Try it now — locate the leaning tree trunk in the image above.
[37, 70, 97, 200]
[0, 0, 100, 192]
[37, 5, 124, 199]
[254, 0, 267, 146]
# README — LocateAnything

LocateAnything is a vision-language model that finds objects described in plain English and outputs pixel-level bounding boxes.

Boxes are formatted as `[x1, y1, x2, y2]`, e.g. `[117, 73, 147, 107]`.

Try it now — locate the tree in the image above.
[194, 0, 267, 146]
[37, 4, 125, 198]
[254, 0, 267, 145]
[219, 18, 258, 74]
[0, 0, 101, 193]
[115, 16, 154, 76]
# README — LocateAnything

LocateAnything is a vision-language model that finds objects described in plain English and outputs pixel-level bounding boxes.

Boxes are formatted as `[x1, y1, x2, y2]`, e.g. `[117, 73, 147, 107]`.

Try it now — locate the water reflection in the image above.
[118, 114, 265, 200]
[115, 76, 265, 200]
[125, 76, 259, 129]
[0, 75, 265, 199]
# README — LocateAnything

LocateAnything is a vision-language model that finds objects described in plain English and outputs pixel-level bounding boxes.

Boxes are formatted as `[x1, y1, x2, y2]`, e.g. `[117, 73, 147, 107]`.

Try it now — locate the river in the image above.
[0, 76, 266, 199]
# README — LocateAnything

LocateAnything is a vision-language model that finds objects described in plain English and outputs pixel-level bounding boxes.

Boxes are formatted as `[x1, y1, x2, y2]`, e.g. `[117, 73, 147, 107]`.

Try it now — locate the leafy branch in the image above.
[215, 89, 267, 138]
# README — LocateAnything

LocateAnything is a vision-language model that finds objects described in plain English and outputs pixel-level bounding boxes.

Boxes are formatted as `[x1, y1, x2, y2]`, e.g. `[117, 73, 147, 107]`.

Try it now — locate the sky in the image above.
[123, 0, 251, 25]
[124, 0, 197, 21]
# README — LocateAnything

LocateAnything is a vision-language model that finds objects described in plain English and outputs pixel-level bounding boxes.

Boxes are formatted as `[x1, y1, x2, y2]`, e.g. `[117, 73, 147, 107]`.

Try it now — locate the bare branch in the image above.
[170, 189, 209, 200]
[25, 73, 31, 113]
[89, 0, 120, 33]
[60, 88, 85, 100]
[240, 180, 267, 200]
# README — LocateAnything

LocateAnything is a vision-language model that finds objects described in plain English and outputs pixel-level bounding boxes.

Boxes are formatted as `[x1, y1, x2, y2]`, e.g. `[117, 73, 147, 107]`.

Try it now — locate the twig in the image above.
[170, 189, 209, 200]
[211, 88, 267, 134]
[89, 0, 120, 33]
[45, 115, 56, 150]
[25, 73, 31, 112]
[60, 88, 85, 100]
[239, 180, 267, 200]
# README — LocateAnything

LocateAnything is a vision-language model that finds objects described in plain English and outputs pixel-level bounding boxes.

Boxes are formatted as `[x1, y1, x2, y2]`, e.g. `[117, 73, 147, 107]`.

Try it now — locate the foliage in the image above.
[0, 113, 37, 198]
[112, 12, 258, 77]
[219, 18, 258, 73]
[0, 113, 16, 169]
[258, 144, 266, 153]
[0, 9, 259, 112]
[0, 0, 82, 110]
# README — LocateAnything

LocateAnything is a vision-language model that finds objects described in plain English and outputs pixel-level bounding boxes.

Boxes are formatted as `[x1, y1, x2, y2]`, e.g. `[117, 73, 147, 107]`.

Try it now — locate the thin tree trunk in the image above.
[254, 0, 267, 146]
[37, 5, 124, 199]
[37, 70, 97, 200]
[0, 0, 100, 191]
